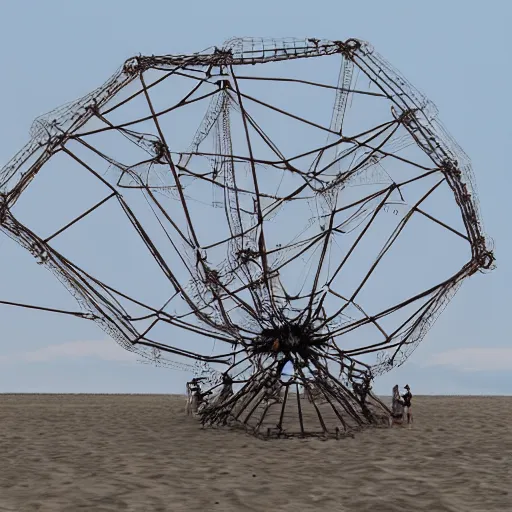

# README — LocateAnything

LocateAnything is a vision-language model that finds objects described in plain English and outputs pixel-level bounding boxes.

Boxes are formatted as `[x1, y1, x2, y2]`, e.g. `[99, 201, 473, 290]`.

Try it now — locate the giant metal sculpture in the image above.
[0, 38, 494, 438]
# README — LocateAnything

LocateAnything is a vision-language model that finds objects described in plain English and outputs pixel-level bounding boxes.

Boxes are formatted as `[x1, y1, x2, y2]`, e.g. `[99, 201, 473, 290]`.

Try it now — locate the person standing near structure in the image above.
[402, 384, 413, 424]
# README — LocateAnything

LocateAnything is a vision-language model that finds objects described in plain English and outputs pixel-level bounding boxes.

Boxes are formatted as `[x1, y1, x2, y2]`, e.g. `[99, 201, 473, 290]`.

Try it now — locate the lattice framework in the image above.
[0, 37, 494, 438]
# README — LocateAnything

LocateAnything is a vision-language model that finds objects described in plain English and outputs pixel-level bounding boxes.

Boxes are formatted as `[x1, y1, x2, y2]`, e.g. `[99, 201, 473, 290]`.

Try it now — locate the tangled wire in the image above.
[0, 37, 494, 437]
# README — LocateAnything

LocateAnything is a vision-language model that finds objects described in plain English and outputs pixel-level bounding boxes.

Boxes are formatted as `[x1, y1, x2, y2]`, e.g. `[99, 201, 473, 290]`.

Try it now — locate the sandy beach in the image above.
[0, 394, 510, 511]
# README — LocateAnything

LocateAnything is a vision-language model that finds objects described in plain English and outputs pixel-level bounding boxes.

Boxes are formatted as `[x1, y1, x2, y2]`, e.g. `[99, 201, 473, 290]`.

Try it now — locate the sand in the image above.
[0, 394, 510, 512]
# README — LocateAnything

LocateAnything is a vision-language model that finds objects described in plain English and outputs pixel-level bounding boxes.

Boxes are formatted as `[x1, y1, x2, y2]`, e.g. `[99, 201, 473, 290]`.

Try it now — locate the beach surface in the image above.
[0, 394, 510, 511]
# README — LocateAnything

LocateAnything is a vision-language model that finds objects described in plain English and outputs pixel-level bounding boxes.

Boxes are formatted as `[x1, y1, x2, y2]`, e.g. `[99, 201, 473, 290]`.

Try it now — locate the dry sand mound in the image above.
[0, 394, 510, 511]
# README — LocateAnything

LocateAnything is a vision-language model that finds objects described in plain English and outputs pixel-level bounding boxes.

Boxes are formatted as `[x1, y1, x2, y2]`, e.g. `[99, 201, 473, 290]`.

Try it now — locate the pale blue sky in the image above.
[0, 0, 509, 394]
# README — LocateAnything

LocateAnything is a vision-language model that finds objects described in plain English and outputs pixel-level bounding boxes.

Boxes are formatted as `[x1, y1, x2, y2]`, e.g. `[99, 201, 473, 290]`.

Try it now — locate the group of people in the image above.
[185, 377, 211, 416]
[185, 373, 235, 416]
[186, 377, 414, 428]
[186, 364, 292, 417]
[390, 384, 413, 425]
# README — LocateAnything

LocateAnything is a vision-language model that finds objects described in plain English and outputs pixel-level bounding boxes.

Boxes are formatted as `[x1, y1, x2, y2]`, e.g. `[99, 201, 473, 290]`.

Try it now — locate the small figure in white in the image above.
[185, 377, 206, 416]
[262, 368, 284, 404]
[389, 384, 404, 426]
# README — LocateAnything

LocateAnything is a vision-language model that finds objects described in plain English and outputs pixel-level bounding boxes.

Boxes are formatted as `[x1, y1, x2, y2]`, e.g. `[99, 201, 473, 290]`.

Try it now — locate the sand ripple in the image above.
[0, 394, 510, 511]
